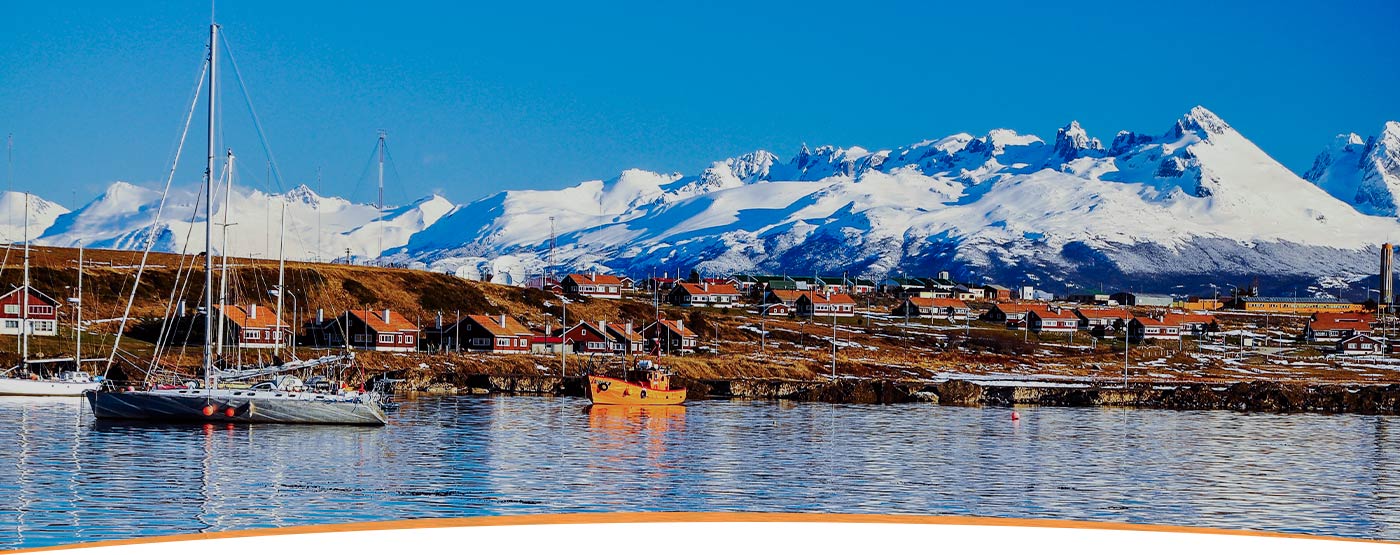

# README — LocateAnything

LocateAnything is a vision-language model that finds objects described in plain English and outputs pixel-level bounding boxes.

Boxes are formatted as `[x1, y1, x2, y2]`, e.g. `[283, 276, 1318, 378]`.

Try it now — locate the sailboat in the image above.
[85, 19, 386, 425]
[0, 193, 101, 396]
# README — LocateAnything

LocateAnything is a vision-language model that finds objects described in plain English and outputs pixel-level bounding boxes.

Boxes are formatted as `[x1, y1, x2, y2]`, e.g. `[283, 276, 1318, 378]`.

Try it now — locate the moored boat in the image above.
[86, 18, 388, 426]
[85, 383, 386, 425]
[586, 360, 686, 406]
[0, 371, 101, 397]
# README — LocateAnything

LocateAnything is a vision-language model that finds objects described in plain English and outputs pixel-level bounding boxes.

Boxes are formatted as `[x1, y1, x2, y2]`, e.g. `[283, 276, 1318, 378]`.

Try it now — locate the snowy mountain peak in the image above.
[725, 149, 779, 183]
[0, 192, 69, 243]
[1052, 120, 1104, 160]
[283, 184, 322, 204]
[1306, 121, 1400, 217]
[1172, 105, 1232, 139]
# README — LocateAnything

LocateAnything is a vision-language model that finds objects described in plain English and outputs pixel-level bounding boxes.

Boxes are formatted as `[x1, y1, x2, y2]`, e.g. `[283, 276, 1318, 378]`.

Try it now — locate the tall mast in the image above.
[20, 191, 29, 370]
[75, 242, 83, 371]
[376, 130, 386, 263]
[215, 149, 233, 357]
[203, 21, 219, 389]
[274, 196, 286, 357]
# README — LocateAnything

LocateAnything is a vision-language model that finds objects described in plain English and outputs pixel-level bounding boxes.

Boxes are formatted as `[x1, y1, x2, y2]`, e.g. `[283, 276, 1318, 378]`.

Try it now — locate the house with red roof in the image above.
[213, 304, 291, 349]
[1304, 312, 1373, 342]
[1028, 306, 1079, 333]
[1163, 312, 1219, 338]
[562, 273, 624, 299]
[643, 319, 697, 355]
[430, 314, 534, 354]
[331, 309, 420, 352]
[796, 292, 856, 318]
[1128, 316, 1181, 342]
[892, 297, 970, 321]
[668, 282, 743, 308]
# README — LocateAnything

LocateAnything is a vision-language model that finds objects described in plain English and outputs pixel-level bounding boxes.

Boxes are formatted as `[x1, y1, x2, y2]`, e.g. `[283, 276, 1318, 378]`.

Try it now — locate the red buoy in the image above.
[202, 405, 216, 416]
[224, 407, 236, 417]
[1011, 411, 1021, 421]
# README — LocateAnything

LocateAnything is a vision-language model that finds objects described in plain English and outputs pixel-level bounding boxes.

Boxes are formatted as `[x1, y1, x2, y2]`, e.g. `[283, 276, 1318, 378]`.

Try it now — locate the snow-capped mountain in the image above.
[398, 106, 1398, 295]
[0, 191, 69, 243]
[34, 182, 452, 261]
[1305, 121, 1400, 217]
[11, 106, 1396, 296]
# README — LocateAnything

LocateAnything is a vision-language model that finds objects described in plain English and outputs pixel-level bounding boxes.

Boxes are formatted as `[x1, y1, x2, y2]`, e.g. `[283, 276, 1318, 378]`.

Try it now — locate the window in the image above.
[244, 330, 260, 340]
[353, 334, 369, 343]
[379, 334, 394, 344]
[4, 320, 17, 329]
[29, 306, 53, 315]
[3, 305, 16, 315]
[471, 337, 489, 346]
[586, 341, 605, 350]
[496, 337, 510, 347]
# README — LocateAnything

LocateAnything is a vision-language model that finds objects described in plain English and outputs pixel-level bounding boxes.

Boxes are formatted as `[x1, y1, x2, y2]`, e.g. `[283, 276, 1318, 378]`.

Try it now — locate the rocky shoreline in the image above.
[408, 372, 1400, 415]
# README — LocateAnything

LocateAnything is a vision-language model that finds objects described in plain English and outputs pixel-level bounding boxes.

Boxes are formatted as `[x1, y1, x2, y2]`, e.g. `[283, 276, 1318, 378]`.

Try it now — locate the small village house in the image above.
[329, 309, 420, 352]
[1337, 334, 1383, 356]
[796, 292, 856, 318]
[562, 272, 624, 300]
[979, 284, 1012, 301]
[668, 282, 743, 308]
[213, 304, 291, 349]
[763, 289, 805, 308]
[983, 303, 1045, 329]
[0, 286, 59, 337]
[643, 319, 697, 354]
[1163, 312, 1219, 338]
[428, 314, 533, 354]
[1128, 316, 1181, 342]
[1073, 307, 1131, 337]
[891, 297, 970, 321]
[953, 284, 984, 302]
[561, 320, 617, 354]
[1303, 312, 1373, 342]
[1028, 307, 1079, 333]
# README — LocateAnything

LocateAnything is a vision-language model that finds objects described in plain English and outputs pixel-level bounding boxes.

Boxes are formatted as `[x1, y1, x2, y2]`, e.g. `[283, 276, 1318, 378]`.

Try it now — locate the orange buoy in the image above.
[224, 407, 236, 417]
[202, 405, 216, 416]
[1011, 411, 1021, 421]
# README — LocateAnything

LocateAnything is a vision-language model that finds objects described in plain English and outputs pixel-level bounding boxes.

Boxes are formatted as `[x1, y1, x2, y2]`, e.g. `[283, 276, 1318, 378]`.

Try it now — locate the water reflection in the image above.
[0, 395, 1398, 548]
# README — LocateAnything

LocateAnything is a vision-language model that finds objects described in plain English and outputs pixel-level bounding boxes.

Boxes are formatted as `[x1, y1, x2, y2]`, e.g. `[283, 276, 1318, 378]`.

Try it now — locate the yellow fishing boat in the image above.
[586, 360, 686, 406]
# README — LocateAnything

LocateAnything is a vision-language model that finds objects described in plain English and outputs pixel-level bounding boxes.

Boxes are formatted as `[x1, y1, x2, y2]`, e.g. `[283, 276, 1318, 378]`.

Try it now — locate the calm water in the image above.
[1, 394, 1398, 548]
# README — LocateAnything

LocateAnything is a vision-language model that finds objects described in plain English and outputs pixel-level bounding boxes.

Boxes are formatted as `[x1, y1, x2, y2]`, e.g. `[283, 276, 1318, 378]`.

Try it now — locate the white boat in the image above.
[0, 371, 101, 396]
[87, 18, 387, 426]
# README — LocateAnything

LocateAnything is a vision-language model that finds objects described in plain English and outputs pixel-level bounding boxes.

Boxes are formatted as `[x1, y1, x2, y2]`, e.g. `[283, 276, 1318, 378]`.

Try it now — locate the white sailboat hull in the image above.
[86, 387, 388, 425]
[0, 377, 102, 397]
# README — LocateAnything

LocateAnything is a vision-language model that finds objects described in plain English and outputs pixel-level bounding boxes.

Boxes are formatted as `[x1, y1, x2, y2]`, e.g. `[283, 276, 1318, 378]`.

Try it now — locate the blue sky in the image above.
[2, 1, 1397, 207]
